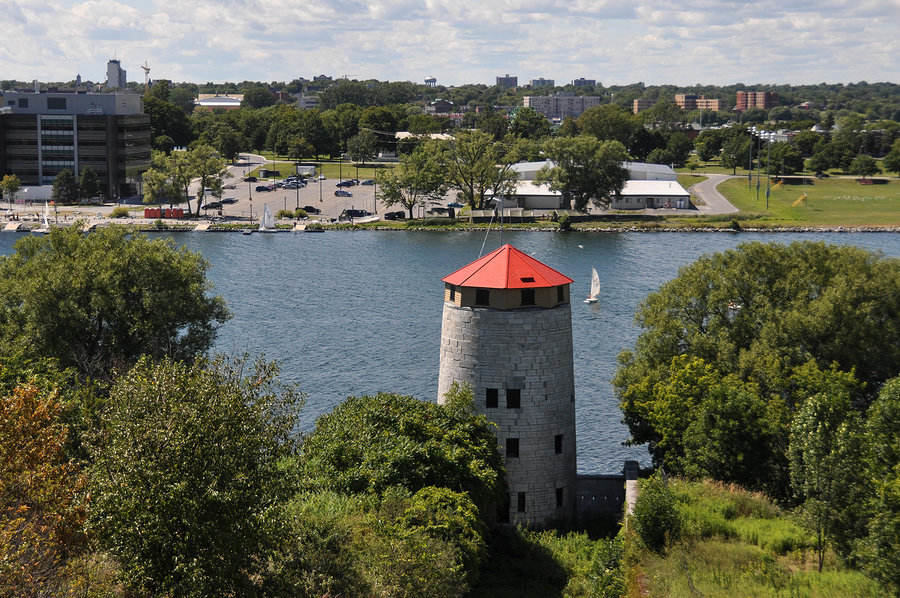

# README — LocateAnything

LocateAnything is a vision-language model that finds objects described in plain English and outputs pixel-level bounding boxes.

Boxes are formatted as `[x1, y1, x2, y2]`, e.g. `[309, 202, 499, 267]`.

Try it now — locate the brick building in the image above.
[735, 90, 777, 111]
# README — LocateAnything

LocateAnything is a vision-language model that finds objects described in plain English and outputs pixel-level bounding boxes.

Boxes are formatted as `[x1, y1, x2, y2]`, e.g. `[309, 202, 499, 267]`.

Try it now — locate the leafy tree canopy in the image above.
[537, 135, 629, 211]
[0, 226, 230, 379]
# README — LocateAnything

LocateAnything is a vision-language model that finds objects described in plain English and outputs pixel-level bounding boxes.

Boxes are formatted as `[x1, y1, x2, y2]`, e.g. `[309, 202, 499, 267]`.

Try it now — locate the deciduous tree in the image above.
[537, 136, 628, 211]
[445, 129, 518, 210]
[378, 140, 448, 218]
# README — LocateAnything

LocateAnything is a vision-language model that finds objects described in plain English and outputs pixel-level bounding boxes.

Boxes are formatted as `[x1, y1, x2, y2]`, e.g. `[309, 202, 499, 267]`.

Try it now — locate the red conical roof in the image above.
[442, 244, 573, 289]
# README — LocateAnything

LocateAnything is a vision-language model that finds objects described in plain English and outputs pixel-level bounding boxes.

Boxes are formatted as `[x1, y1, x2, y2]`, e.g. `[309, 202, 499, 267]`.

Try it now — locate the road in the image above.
[689, 174, 740, 215]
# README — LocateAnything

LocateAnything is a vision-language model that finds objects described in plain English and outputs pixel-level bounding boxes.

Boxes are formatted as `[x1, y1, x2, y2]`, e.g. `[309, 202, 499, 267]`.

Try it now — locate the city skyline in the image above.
[2, 0, 898, 87]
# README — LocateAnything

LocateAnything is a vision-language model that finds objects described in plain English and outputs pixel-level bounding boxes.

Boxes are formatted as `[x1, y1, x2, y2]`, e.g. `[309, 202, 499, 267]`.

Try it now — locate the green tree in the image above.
[721, 134, 751, 174]
[378, 141, 448, 219]
[78, 167, 100, 201]
[789, 392, 862, 571]
[445, 129, 518, 210]
[883, 139, 900, 175]
[0, 226, 230, 379]
[0, 173, 21, 208]
[577, 104, 637, 146]
[509, 107, 551, 140]
[88, 356, 302, 598]
[631, 473, 680, 553]
[298, 390, 504, 515]
[537, 135, 629, 211]
[849, 153, 880, 179]
[615, 242, 900, 499]
[143, 95, 193, 148]
[190, 144, 229, 214]
[346, 130, 377, 164]
[665, 132, 693, 168]
[241, 84, 276, 108]
[763, 141, 805, 175]
[51, 169, 79, 204]
[856, 377, 900, 591]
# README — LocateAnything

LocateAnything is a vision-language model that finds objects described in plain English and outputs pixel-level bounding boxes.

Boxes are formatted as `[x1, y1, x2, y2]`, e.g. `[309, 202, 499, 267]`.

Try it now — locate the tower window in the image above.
[556, 487, 564, 508]
[475, 289, 490, 306]
[506, 438, 519, 458]
[506, 388, 521, 409]
[449, 286, 456, 302]
[521, 288, 535, 306]
[557, 286, 565, 303]
[517, 492, 526, 512]
[555, 434, 563, 454]
[486, 388, 498, 408]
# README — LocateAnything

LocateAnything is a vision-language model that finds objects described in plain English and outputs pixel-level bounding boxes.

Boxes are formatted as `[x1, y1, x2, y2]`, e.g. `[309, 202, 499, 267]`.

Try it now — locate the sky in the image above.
[2, 0, 899, 88]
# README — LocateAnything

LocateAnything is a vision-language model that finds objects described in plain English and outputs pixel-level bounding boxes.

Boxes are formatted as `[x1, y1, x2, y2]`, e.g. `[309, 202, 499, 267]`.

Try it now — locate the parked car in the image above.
[318, 175, 326, 180]
[336, 180, 354, 187]
[244, 176, 258, 182]
[302, 205, 321, 214]
[255, 185, 272, 192]
[360, 179, 375, 185]
[221, 197, 237, 204]
[383, 211, 405, 220]
[334, 189, 352, 197]
[203, 201, 223, 210]
[340, 208, 371, 220]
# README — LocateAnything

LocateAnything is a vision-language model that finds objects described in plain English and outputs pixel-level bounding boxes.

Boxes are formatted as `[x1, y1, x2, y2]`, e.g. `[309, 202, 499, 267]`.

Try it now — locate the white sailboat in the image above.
[258, 204, 277, 232]
[35, 201, 51, 234]
[584, 267, 600, 304]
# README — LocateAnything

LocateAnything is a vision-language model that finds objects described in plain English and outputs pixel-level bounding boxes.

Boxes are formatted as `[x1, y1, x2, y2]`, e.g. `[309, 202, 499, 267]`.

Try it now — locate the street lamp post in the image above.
[373, 168, 377, 215]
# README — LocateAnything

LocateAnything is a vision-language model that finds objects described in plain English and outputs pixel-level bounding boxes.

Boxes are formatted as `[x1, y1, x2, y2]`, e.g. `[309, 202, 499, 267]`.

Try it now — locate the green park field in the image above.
[718, 176, 900, 227]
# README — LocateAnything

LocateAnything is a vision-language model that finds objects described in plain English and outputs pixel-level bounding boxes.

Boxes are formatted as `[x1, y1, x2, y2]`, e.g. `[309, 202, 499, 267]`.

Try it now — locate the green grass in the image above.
[718, 177, 900, 227]
[628, 479, 881, 598]
[677, 174, 708, 189]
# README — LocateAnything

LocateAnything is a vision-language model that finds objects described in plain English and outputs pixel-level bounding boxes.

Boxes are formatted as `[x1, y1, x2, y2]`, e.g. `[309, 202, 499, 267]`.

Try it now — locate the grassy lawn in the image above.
[677, 174, 708, 189]
[630, 479, 881, 597]
[718, 177, 900, 227]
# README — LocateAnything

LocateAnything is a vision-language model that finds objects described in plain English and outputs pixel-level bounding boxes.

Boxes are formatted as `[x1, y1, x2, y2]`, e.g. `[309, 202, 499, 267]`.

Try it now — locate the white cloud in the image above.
[0, 0, 897, 86]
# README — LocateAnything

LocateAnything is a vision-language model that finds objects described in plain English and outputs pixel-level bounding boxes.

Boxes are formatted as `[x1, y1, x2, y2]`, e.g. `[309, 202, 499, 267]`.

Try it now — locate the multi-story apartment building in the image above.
[674, 94, 723, 111]
[523, 93, 602, 120]
[633, 98, 655, 114]
[572, 78, 596, 87]
[496, 74, 518, 89]
[735, 90, 777, 111]
[530, 78, 555, 89]
[0, 90, 151, 200]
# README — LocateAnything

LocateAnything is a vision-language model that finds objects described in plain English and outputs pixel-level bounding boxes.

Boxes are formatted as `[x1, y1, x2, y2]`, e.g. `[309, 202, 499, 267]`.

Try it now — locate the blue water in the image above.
[4, 229, 900, 473]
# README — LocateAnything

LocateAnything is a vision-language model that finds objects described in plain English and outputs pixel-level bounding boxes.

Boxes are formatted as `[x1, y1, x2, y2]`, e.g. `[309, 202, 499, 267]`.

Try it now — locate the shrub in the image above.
[109, 206, 130, 218]
[276, 209, 294, 219]
[558, 212, 572, 231]
[294, 208, 307, 219]
[632, 473, 681, 553]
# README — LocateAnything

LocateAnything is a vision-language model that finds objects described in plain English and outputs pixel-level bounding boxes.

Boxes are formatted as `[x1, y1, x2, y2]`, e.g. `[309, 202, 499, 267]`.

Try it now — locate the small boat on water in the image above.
[584, 267, 600, 304]
[258, 205, 277, 233]
[34, 201, 51, 234]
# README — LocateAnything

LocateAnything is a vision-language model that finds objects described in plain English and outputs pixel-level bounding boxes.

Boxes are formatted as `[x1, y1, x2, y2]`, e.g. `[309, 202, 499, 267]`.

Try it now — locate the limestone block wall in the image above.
[437, 301, 576, 527]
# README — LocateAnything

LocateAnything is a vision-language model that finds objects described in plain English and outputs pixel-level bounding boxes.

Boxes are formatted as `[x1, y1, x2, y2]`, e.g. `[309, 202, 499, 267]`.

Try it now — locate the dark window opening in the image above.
[517, 492, 526, 513]
[557, 286, 565, 303]
[18, 98, 28, 108]
[449, 286, 456, 302]
[475, 289, 490, 306]
[506, 388, 521, 409]
[521, 288, 535, 306]
[520, 276, 535, 283]
[506, 438, 519, 458]
[486, 388, 498, 408]
[555, 434, 563, 454]
[47, 97, 67, 110]
[556, 487, 564, 508]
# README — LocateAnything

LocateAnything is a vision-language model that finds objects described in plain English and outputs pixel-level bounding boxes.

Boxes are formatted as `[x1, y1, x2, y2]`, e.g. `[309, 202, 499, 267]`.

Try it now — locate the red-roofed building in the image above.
[437, 244, 576, 526]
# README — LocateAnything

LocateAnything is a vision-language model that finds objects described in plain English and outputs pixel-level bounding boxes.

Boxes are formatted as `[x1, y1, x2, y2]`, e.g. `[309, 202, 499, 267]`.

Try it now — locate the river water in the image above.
[3, 229, 900, 473]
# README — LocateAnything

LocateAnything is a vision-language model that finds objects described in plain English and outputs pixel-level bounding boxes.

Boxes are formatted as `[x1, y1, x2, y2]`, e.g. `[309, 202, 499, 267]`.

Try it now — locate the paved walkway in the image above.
[690, 173, 740, 215]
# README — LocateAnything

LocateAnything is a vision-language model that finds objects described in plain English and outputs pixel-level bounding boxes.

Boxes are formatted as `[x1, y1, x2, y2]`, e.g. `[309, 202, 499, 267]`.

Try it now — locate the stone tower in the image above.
[437, 244, 576, 527]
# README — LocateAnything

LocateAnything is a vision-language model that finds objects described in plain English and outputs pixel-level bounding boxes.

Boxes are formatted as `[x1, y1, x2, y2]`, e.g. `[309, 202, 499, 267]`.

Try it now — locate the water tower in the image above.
[437, 244, 576, 526]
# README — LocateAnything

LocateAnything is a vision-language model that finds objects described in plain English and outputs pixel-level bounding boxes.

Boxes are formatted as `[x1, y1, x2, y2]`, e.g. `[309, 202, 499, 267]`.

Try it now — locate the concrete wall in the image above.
[437, 300, 576, 527]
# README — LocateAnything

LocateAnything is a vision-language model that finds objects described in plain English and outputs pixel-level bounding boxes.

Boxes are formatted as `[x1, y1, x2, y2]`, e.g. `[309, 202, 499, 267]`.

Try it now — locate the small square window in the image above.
[449, 286, 456, 302]
[517, 491, 526, 512]
[475, 289, 490, 305]
[521, 288, 535, 306]
[555, 434, 563, 454]
[486, 388, 498, 408]
[556, 487, 564, 508]
[506, 388, 521, 409]
[506, 438, 519, 458]
[18, 98, 28, 108]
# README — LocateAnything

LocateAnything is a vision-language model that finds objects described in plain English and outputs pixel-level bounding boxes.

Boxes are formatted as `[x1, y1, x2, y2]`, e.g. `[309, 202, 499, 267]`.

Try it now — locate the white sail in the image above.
[584, 267, 600, 303]
[42, 202, 50, 227]
[259, 204, 276, 232]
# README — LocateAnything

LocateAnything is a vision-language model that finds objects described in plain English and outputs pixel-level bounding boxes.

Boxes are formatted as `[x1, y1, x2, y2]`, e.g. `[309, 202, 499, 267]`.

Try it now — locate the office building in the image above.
[523, 93, 601, 120]
[735, 90, 776, 111]
[496, 74, 518, 89]
[0, 90, 150, 200]
[674, 94, 723, 111]
[106, 59, 127, 89]
[633, 98, 654, 114]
